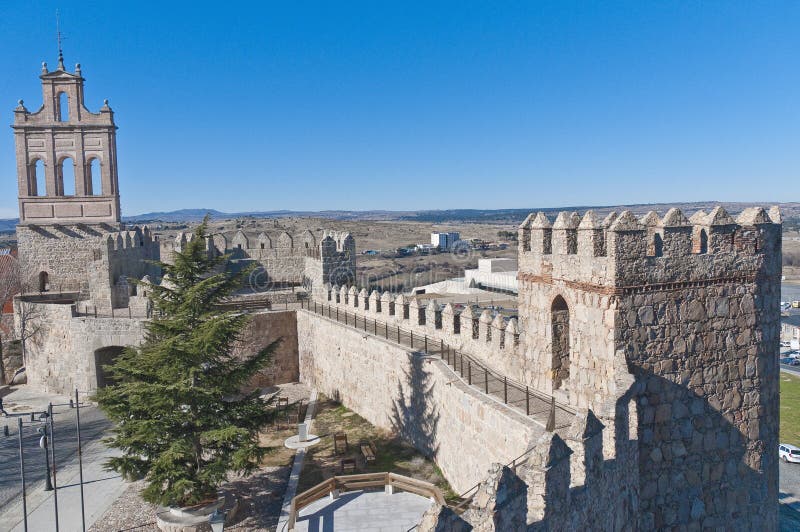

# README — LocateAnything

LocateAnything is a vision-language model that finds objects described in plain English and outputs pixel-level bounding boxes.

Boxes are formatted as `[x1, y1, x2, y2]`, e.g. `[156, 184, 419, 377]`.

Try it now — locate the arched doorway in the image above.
[551, 295, 570, 390]
[38, 271, 49, 292]
[94, 346, 124, 388]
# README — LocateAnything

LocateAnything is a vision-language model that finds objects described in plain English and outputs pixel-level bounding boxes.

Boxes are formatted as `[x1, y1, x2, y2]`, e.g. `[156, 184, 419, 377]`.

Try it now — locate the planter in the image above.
[156, 493, 239, 532]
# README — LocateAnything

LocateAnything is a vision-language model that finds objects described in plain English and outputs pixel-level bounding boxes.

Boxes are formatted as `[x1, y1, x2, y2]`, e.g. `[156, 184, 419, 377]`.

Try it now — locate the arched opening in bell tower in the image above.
[88, 158, 102, 195]
[30, 159, 46, 196]
[57, 92, 69, 122]
[58, 157, 76, 196]
[551, 295, 570, 391]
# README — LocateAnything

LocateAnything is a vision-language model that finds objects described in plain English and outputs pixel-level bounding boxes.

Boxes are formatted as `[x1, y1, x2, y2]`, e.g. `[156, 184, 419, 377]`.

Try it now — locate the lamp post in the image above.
[37, 426, 53, 491]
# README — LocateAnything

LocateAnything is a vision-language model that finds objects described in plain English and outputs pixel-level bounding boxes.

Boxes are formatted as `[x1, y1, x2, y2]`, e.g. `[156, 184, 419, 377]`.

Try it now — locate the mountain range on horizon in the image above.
[0, 201, 796, 232]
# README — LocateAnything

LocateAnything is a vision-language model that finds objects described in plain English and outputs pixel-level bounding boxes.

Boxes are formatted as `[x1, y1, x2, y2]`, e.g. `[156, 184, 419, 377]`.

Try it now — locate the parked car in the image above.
[779, 444, 800, 463]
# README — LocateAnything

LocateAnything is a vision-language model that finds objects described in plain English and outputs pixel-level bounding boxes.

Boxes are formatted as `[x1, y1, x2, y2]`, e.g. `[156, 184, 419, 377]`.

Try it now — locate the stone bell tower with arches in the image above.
[11, 54, 157, 296]
[13, 53, 121, 225]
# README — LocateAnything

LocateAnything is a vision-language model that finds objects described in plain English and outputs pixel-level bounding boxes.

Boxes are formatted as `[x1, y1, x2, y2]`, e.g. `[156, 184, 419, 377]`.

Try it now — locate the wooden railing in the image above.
[287, 472, 445, 530]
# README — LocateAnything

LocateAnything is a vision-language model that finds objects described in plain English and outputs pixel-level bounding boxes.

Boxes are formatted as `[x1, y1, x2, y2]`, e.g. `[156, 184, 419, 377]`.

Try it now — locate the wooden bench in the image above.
[359, 441, 377, 464]
[334, 432, 349, 455]
[341, 458, 357, 474]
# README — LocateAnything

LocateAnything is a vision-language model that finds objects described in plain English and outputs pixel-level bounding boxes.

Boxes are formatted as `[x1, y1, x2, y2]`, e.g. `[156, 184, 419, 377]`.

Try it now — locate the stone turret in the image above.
[515, 206, 782, 529]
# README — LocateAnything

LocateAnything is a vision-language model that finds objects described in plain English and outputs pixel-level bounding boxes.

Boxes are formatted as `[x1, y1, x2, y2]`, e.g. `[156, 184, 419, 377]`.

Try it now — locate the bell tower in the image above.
[11, 55, 138, 294]
[12, 54, 121, 225]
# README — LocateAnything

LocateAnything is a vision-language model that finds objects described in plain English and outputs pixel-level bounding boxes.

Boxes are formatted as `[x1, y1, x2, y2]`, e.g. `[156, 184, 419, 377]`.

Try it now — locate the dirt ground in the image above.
[293, 395, 457, 501]
[149, 216, 519, 292]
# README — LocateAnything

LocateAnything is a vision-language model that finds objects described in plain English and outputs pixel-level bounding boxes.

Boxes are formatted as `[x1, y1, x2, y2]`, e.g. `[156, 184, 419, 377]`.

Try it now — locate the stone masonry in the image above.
[307, 204, 780, 530]
[9, 56, 782, 531]
[160, 228, 356, 290]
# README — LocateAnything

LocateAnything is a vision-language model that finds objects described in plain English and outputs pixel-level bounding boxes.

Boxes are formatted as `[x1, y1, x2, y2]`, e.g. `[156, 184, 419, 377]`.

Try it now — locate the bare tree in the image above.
[15, 295, 44, 371]
[0, 254, 20, 383]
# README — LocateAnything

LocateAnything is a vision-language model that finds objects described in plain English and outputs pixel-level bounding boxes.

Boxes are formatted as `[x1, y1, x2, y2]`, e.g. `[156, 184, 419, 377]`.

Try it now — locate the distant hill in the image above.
[0, 219, 17, 232]
[124, 209, 413, 223]
[400, 202, 800, 224]
[123, 209, 230, 223]
[2, 201, 797, 229]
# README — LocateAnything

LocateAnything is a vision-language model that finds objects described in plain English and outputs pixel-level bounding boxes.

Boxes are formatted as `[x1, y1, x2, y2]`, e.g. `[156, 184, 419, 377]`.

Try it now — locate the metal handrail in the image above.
[300, 300, 575, 428]
[449, 445, 537, 513]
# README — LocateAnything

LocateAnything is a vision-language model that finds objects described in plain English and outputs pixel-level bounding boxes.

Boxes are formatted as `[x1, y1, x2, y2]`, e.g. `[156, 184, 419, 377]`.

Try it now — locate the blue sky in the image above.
[0, 1, 797, 217]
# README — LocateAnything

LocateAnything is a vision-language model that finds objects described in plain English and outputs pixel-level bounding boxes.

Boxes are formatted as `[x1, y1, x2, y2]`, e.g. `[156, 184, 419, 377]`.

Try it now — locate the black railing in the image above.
[300, 299, 575, 430]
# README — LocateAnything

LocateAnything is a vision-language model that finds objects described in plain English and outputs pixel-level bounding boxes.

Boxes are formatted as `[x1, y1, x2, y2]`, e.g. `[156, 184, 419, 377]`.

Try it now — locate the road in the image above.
[780, 459, 800, 513]
[781, 363, 800, 377]
[0, 388, 110, 515]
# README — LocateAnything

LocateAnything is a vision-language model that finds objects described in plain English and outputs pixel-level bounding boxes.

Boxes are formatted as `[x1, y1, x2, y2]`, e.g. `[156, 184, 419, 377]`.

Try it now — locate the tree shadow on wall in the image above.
[390, 353, 441, 461]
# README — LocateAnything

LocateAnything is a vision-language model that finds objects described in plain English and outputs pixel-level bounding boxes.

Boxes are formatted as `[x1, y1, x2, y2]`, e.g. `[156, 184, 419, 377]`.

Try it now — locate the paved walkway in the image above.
[0, 386, 124, 532]
[293, 490, 434, 532]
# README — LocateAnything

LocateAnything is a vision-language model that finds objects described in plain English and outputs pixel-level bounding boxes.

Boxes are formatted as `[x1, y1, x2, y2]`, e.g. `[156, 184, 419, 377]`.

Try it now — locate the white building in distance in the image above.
[431, 231, 461, 250]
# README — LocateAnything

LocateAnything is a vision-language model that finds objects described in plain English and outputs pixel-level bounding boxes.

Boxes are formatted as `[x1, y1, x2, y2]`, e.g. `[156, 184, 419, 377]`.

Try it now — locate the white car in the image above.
[779, 443, 800, 463]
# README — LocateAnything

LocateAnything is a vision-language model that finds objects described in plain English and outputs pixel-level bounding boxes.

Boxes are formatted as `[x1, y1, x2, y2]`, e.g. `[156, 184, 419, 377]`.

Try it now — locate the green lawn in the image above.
[781, 372, 800, 446]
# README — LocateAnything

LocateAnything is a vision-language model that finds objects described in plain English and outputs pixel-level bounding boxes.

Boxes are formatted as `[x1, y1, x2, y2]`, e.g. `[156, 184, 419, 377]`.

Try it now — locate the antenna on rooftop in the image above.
[56, 9, 66, 70]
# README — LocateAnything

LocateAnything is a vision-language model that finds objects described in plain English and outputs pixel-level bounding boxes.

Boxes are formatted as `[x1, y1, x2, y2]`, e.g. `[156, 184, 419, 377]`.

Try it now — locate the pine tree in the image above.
[96, 218, 278, 507]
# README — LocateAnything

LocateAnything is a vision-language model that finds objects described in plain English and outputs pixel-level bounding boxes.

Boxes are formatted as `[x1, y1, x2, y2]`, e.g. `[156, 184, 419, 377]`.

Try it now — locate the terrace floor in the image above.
[293, 489, 434, 532]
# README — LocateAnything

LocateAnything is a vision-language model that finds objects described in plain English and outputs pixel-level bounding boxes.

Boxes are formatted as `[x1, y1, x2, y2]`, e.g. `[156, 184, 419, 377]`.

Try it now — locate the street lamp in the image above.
[37, 426, 53, 491]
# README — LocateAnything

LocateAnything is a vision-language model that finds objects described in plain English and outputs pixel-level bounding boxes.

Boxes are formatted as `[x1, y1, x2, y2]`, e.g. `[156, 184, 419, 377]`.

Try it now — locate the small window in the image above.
[38, 271, 49, 292]
[261, 243, 265, 249]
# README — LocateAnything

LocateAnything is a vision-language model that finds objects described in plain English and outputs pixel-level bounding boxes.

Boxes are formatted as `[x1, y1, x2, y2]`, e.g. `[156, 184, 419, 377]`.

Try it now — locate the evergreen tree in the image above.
[96, 218, 278, 507]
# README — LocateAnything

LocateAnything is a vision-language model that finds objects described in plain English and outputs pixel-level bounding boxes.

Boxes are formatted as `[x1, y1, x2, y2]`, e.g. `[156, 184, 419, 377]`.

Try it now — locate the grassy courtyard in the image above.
[257, 394, 457, 501]
[781, 372, 800, 446]
[296, 396, 456, 499]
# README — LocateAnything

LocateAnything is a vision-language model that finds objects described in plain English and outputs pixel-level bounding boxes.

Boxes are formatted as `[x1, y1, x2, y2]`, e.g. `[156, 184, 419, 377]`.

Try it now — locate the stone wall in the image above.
[296, 309, 540, 493]
[16, 298, 147, 394]
[17, 224, 121, 291]
[312, 287, 526, 390]
[161, 229, 356, 291]
[232, 310, 299, 389]
[18, 300, 300, 396]
[421, 408, 639, 531]
[1, 338, 22, 384]
[613, 235, 781, 530]
[16, 223, 160, 306]
[516, 206, 781, 530]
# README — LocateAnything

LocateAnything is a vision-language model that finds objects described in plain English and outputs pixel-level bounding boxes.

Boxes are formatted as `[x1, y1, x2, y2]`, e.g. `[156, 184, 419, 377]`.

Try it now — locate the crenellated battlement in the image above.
[101, 225, 156, 253]
[518, 206, 781, 289]
[315, 285, 524, 379]
[515, 204, 781, 529]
